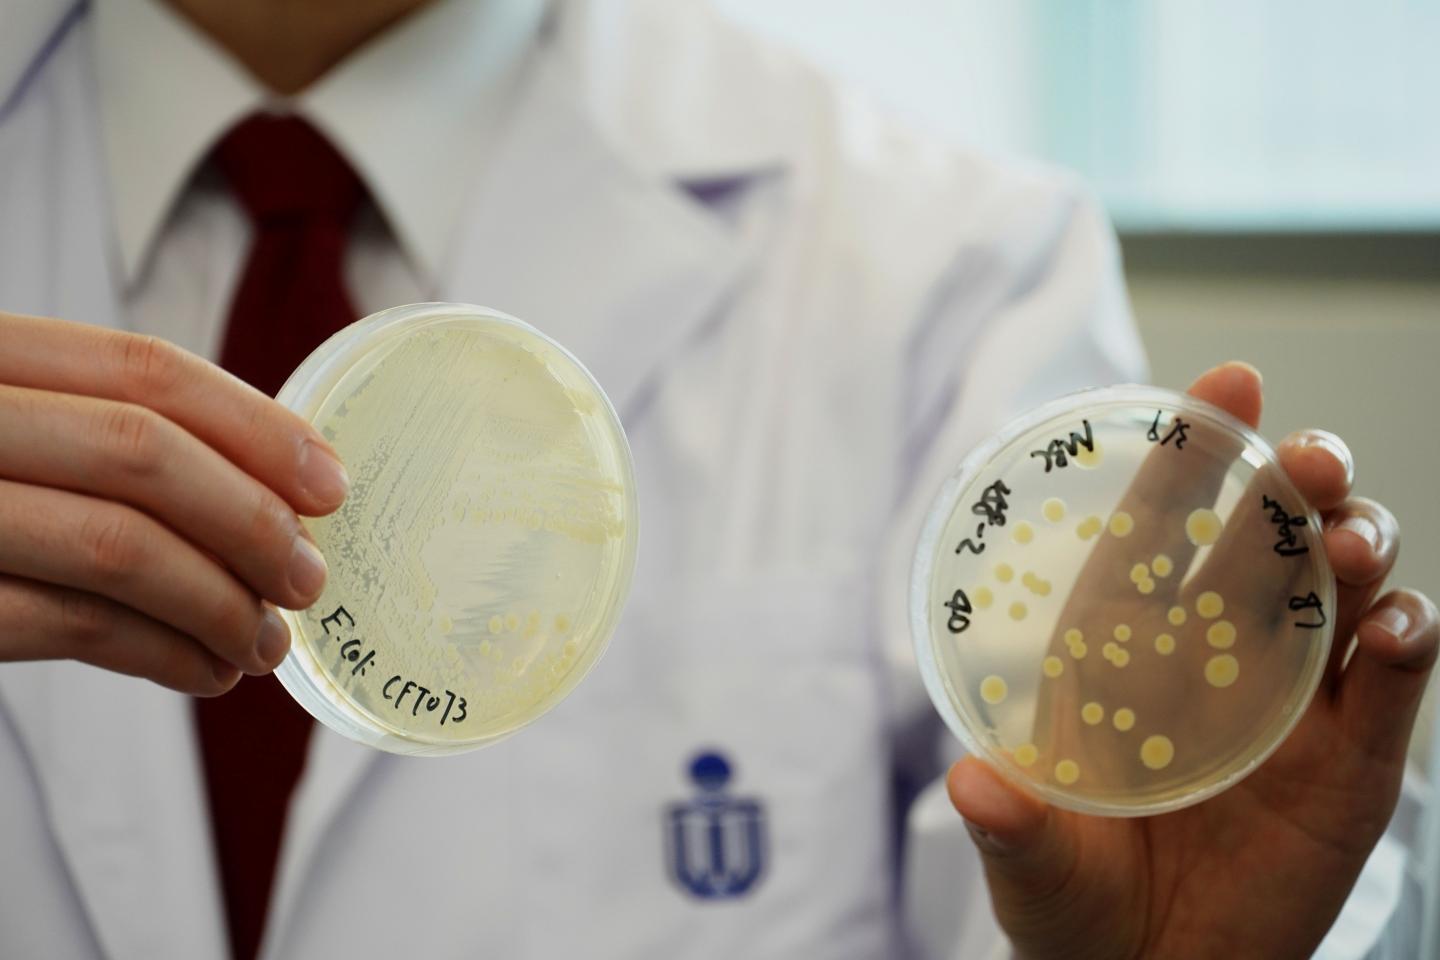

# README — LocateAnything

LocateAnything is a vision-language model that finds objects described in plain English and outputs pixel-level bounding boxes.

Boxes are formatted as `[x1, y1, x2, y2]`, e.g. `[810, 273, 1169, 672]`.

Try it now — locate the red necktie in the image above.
[194, 114, 364, 960]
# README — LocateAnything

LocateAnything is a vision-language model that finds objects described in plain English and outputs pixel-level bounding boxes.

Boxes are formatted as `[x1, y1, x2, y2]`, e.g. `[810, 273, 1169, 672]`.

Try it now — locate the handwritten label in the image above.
[320, 604, 469, 727]
[1289, 592, 1327, 629]
[943, 589, 973, 634]
[321, 606, 379, 678]
[955, 479, 1012, 555]
[1147, 410, 1191, 449]
[1261, 494, 1310, 557]
[382, 676, 468, 725]
[1029, 420, 1094, 472]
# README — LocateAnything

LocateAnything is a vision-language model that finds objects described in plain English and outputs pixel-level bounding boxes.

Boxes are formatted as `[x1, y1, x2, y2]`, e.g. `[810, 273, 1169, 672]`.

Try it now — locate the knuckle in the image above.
[77, 508, 146, 583]
[208, 591, 259, 655]
[115, 333, 186, 401]
[237, 393, 277, 453]
[247, 487, 298, 551]
[94, 402, 168, 477]
[58, 589, 113, 648]
[161, 646, 230, 696]
[199, 666, 241, 696]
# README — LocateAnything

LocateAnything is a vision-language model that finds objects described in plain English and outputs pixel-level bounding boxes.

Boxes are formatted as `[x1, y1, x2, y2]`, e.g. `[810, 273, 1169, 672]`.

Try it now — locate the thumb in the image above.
[946, 757, 1085, 925]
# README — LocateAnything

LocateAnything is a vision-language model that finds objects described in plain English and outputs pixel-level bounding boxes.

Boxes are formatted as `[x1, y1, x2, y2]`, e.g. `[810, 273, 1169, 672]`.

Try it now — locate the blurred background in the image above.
[712, 0, 1440, 773]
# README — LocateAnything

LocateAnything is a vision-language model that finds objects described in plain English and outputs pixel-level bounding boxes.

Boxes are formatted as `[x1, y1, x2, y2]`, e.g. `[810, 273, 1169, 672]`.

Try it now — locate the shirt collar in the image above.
[94, 0, 548, 287]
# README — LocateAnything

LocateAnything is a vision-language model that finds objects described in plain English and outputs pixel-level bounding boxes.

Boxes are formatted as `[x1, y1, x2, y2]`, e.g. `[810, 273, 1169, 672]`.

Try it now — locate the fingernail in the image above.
[298, 441, 349, 508]
[1338, 514, 1380, 551]
[288, 536, 328, 600]
[1299, 430, 1355, 487]
[1372, 606, 1412, 642]
[256, 608, 291, 666]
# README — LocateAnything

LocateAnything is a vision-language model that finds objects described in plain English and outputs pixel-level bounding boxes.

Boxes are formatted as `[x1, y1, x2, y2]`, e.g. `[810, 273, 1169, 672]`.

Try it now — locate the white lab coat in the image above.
[0, 1, 1415, 958]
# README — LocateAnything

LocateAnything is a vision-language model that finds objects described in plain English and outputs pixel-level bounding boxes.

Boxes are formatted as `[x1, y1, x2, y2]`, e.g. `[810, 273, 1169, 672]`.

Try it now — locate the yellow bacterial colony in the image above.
[1206, 655, 1240, 688]
[1141, 735, 1175, 771]
[1197, 591, 1225, 619]
[1186, 508, 1223, 546]
[1206, 620, 1237, 649]
[285, 318, 634, 748]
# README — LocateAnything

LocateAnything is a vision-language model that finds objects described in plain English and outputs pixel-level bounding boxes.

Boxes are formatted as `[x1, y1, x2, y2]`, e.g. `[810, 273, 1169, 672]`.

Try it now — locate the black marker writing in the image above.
[944, 589, 972, 634]
[1261, 494, 1310, 557]
[1289, 592, 1327, 629]
[1147, 410, 1190, 449]
[383, 675, 469, 726]
[1030, 420, 1094, 472]
[955, 479, 1012, 555]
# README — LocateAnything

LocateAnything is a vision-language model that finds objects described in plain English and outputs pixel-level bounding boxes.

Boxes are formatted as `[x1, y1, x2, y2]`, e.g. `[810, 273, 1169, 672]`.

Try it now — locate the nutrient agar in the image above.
[913, 385, 1335, 816]
[274, 304, 637, 755]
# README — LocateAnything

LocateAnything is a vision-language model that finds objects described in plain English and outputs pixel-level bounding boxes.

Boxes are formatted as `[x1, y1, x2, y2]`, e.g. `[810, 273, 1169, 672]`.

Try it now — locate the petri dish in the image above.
[910, 385, 1334, 816]
[273, 303, 637, 756]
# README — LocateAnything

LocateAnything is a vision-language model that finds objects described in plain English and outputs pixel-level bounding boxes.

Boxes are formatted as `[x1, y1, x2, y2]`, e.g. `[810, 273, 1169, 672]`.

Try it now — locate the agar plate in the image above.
[274, 303, 637, 755]
[911, 386, 1333, 815]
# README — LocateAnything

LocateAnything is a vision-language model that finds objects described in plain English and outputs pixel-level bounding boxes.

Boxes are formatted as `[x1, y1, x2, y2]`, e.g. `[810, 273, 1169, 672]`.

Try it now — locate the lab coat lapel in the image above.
[439, 53, 751, 417]
[0, 666, 231, 960]
[260, 728, 377, 955]
[0, 14, 229, 960]
[0, 8, 122, 331]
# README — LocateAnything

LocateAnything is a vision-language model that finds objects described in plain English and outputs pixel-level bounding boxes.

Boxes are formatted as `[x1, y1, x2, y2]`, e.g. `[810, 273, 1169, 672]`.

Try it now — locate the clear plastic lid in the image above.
[911, 386, 1334, 815]
[273, 303, 638, 755]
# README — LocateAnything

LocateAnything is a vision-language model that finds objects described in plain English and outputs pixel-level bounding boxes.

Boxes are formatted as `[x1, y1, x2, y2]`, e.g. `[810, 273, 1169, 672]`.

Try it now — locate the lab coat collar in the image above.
[434, 46, 756, 415]
[1, 0, 801, 230]
[0, 0, 76, 122]
[553, 0, 801, 179]
[92, 0, 548, 289]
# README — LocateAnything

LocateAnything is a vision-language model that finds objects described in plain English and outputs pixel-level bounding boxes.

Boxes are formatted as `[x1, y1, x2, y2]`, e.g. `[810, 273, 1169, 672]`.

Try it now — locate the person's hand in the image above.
[0, 310, 348, 694]
[949, 361, 1439, 960]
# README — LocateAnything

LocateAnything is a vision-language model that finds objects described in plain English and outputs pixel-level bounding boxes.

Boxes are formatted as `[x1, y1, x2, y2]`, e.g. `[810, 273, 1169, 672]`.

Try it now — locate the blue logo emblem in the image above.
[665, 751, 767, 899]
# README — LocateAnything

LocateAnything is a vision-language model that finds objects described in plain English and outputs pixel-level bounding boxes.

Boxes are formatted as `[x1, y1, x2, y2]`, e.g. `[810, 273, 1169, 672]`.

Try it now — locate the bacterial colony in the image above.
[917, 389, 1333, 815]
